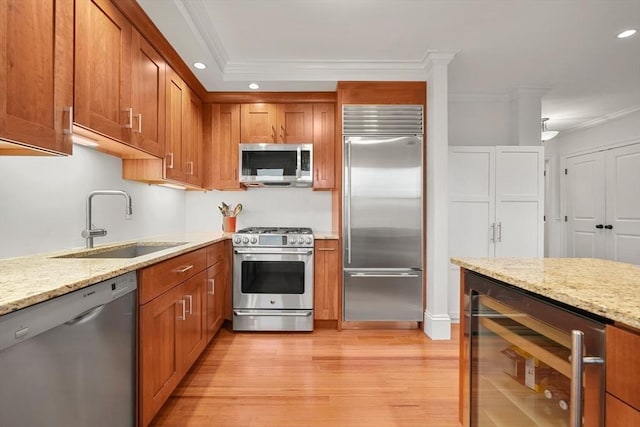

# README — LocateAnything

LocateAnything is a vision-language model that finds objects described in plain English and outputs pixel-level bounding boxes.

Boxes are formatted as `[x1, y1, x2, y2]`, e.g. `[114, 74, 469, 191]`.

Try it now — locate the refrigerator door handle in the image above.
[345, 139, 352, 264]
[349, 273, 420, 278]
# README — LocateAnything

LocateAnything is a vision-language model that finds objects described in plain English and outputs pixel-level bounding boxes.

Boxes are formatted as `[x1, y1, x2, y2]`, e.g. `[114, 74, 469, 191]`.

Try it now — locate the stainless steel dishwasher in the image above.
[0, 271, 137, 427]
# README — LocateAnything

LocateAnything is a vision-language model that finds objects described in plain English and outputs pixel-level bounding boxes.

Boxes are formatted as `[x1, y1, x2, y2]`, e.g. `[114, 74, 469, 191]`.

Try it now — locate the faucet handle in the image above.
[81, 228, 107, 239]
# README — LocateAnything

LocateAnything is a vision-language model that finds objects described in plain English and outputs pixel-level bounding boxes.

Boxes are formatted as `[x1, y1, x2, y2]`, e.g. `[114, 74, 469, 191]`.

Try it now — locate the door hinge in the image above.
[565, 168, 568, 175]
[565, 215, 568, 222]
[544, 170, 546, 177]
[544, 215, 546, 221]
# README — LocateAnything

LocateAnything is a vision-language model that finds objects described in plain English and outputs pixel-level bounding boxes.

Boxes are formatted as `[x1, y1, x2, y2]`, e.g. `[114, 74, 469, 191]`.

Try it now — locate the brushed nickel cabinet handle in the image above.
[124, 107, 133, 129]
[185, 295, 193, 315]
[64, 106, 73, 135]
[317, 248, 336, 251]
[188, 161, 194, 176]
[136, 113, 142, 134]
[208, 278, 215, 295]
[166, 152, 174, 169]
[176, 265, 194, 273]
[177, 299, 186, 320]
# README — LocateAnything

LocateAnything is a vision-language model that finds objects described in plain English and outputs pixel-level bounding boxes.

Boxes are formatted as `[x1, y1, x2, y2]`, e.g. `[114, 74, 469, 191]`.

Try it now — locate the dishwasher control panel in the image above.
[0, 271, 137, 352]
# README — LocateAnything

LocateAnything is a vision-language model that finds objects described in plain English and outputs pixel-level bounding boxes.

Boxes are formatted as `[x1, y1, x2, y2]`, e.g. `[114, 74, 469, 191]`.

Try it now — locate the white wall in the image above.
[185, 188, 332, 233]
[449, 97, 513, 146]
[0, 145, 186, 259]
[543, 109, 640, 257]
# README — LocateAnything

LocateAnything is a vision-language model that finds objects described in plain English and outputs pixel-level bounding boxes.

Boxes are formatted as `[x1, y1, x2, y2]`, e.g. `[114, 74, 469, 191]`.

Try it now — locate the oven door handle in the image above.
[234, 249, 313, 256]
[233, 311, 312, 317]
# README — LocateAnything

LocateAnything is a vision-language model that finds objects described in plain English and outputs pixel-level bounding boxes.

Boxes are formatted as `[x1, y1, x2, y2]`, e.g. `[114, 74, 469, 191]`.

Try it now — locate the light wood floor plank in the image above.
[151, 326, 461, 427]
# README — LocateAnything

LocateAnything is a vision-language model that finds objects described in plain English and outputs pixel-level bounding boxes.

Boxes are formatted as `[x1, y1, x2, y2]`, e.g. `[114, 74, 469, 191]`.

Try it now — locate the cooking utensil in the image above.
[232, 203, 243, 216]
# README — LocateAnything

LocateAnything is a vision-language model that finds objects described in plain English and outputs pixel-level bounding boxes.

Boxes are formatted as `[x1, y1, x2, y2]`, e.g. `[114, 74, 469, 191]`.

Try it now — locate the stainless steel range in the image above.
[232, 227, 314, 331]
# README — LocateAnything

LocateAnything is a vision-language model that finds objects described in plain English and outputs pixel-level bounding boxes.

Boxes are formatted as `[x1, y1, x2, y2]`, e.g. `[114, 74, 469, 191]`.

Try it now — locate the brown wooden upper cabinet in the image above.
[165, 69, 202, 187]
[240, 103, 313, 143]
[312, 103, 335, 190]
[0, 0, 74, 156]
[204, 104, 242, 190]
[75, 0, 165, 158]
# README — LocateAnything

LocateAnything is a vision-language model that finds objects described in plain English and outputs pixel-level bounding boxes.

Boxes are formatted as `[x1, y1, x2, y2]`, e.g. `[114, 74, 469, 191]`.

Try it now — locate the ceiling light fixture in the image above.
[193, 62, 207, 70]
[617, 29, 637, 38]
[541, 118, 559, 142]
[249, 83, 259, 90]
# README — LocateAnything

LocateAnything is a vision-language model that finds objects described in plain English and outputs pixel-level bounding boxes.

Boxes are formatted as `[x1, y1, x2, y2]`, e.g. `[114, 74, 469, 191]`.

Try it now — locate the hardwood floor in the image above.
[151, 325, 461, 427]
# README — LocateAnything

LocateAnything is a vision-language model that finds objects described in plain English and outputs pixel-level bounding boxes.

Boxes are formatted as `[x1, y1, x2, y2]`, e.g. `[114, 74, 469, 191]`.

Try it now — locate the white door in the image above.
[566, 152, 607, 258]
[448, 147, 495, 320]
[495, 147, 544, 257]
[605, 144, 640, 264]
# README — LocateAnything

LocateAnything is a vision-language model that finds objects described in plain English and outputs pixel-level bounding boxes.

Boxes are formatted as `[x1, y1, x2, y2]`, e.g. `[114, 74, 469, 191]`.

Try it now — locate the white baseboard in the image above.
[423, 310, 452, 340]
[449, 311, 460, 324]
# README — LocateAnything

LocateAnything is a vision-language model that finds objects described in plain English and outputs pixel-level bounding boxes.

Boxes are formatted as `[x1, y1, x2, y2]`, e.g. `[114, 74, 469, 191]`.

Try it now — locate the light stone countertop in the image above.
[313, 232, 339, 239]
[451, 257, 640, 330]
[0, 232, 230, 316]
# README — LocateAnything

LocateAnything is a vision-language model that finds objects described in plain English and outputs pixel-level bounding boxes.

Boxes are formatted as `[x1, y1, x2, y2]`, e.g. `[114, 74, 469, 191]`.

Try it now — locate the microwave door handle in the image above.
[296, 146, 301, 178]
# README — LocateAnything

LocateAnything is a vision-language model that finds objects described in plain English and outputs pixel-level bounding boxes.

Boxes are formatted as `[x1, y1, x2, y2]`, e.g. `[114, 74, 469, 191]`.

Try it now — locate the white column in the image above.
[424, 52, 456, 340]
[510, 87, 548, 146]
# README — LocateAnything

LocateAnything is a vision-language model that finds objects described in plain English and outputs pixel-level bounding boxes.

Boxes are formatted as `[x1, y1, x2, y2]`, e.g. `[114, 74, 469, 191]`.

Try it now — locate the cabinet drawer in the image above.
[606, 325, 640, 410]
[207, 241, 226, 267]
[606, 393, 640, 427]
[139, 248, 207, 304]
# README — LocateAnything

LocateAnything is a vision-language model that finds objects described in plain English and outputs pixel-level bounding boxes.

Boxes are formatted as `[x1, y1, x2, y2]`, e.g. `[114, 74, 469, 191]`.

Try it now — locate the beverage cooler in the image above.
[461, 271, 606, 427]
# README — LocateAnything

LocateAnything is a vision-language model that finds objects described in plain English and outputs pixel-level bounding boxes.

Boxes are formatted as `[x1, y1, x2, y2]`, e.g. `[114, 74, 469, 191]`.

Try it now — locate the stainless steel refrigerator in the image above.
[342, 105, 424, 321]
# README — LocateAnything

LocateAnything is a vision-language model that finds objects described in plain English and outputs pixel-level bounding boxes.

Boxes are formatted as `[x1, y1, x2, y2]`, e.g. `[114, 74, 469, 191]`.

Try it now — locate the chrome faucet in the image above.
[82, 190, 133, 248]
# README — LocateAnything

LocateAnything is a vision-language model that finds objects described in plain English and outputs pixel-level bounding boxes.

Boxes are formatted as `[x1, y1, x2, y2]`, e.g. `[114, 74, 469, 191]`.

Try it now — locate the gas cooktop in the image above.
[233, 227, 314, 247]
[236, 227, 313, 234]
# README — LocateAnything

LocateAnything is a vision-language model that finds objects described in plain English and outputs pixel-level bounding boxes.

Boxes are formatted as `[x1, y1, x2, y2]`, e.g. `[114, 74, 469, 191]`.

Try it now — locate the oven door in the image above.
[233, 247, 313, 310]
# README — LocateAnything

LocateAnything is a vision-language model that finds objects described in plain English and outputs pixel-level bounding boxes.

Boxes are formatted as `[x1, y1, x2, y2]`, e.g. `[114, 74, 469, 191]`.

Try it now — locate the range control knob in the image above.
[233, 237, 241, 244]
[250, 237, 257, 244]
[242, 237, 249, 244]
[298, 237, 305, 244]
[289, 239, 296, 245]
[305, 237, 312, 244]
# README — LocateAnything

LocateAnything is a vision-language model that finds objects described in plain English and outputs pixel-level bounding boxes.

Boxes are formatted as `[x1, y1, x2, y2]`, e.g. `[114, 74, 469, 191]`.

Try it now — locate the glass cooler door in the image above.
[466, 274, 605, 427]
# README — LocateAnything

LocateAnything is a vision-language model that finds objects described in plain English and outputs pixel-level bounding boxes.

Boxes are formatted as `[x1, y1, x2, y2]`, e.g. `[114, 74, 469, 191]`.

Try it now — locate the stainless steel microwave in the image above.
[239, 143, 313, 187]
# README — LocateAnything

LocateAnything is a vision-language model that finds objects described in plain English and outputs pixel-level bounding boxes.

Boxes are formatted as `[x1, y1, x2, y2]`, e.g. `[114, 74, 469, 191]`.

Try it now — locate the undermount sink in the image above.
[54, 242, 188, 259]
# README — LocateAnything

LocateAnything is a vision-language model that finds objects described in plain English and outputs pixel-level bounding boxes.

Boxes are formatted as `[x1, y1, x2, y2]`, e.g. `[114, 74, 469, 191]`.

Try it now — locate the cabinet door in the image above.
[181, 271, 207, 370]
[206, 262, 225, 341]
[184, 87, 203, 187]
[314, 240, 340, 320]
[139, 285, 183, 427]
[606, 394, 640, 427]
[131, 29, 165, 157]
[312, 103, 335, 189]
[205, 103, 242, 190]
[276, 104, 313, 143]
[165, 68, 185, 182]
[75, 0, 131, 142]
[240, 103, 276, 142]
[0, 0, 73, 155]
[223, 239, 233, 320]
[494, 146, 544, 257]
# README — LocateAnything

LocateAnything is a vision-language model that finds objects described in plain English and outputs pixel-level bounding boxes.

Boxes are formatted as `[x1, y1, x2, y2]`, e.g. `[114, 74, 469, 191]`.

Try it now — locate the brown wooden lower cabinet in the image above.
[606, 325, 640, 426]
[314, 239, 340, 321]
[138, 241, 231, 427]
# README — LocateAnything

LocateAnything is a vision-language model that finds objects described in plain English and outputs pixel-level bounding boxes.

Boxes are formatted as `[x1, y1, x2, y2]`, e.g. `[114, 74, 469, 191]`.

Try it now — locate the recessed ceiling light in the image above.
[193, 62, 207, 70]
[249, 83, 260, 90]
[617, 29, 637, 39]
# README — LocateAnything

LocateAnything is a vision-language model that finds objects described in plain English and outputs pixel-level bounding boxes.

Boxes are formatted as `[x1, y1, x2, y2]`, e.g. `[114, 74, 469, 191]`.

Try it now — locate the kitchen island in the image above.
[452, 257, 640, 427]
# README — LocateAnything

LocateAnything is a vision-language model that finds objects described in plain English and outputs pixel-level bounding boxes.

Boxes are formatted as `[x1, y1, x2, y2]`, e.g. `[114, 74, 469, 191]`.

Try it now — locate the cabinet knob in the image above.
[595, 224, 604, 229]
[604, 224, 613, 230]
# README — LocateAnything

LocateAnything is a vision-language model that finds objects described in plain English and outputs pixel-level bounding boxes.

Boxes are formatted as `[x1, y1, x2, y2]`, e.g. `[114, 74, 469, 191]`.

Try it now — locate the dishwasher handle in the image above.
[64, 304, 105, 326]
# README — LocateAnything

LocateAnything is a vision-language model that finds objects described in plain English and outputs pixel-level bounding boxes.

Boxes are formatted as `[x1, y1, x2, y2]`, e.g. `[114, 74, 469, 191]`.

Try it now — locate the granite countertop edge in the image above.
[0, 232, 230, 316]
[451, 257, 640, 330]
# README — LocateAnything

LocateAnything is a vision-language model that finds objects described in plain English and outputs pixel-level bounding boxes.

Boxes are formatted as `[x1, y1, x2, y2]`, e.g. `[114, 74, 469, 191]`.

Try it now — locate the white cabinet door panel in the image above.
[495, 201, 541, 257]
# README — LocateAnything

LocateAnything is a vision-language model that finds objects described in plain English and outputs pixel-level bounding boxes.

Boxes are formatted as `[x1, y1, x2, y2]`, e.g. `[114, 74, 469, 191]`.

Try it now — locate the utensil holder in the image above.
[223, 216, 236, 232]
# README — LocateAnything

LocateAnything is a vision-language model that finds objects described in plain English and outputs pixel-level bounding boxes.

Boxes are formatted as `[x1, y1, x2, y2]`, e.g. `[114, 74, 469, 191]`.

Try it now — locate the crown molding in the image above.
[180, 0, 230, 72]
[564, 104, 640, 133]
[509, 86, 551, 100]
